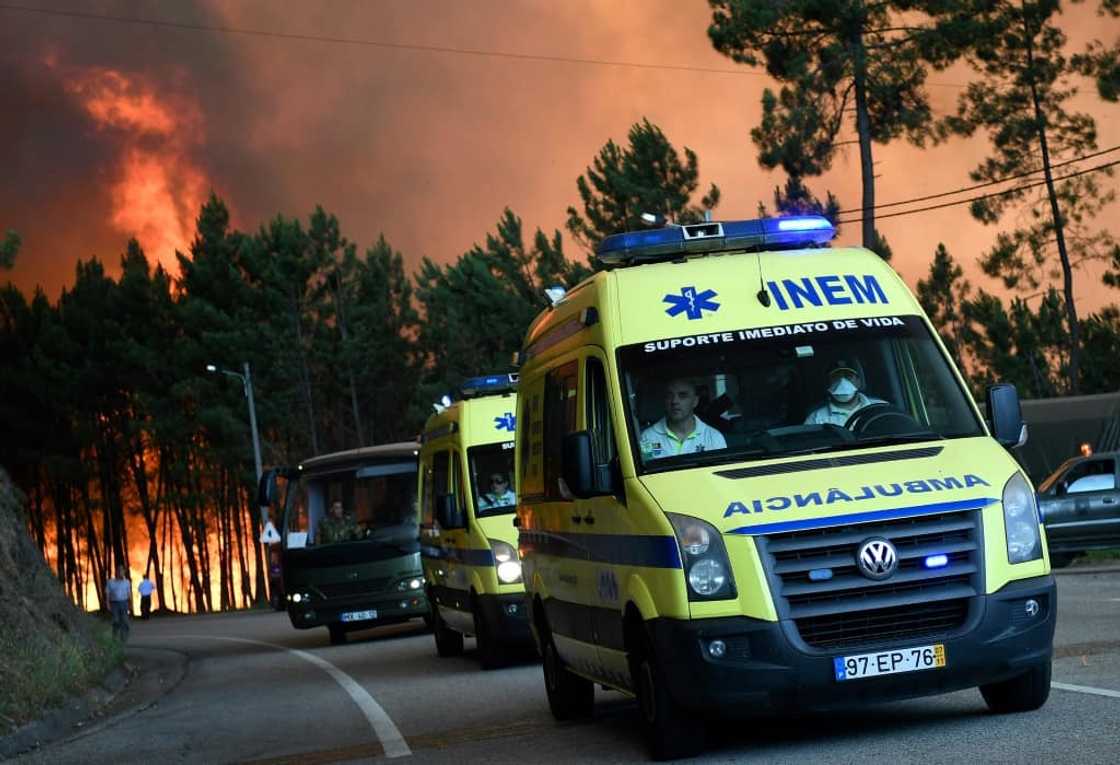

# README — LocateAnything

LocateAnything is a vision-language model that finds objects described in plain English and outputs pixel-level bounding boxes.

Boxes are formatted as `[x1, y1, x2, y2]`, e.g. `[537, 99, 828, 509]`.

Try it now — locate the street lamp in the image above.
[205, 362, 263, 484]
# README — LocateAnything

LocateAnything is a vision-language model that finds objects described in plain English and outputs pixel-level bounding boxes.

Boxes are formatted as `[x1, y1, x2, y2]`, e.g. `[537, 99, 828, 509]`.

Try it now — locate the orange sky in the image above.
[3, 0, 1118, 314]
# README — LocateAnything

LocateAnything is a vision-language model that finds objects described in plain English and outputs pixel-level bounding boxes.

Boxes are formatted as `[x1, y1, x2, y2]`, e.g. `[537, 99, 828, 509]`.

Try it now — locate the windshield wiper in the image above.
[644, 447, 770, 473]
[783, 432, 943, 457]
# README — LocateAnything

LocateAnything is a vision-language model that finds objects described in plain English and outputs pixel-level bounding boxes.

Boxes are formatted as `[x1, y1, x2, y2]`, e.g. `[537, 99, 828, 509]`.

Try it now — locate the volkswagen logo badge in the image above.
[856, 537, 898, 581]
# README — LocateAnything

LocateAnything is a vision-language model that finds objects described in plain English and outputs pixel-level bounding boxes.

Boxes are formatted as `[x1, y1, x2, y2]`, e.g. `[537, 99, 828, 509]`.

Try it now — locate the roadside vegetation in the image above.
[0, 470, 121, 735]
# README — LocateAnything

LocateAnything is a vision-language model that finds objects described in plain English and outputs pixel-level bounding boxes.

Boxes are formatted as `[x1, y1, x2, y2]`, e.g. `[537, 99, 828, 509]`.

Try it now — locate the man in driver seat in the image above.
[804, 361, 885, 427]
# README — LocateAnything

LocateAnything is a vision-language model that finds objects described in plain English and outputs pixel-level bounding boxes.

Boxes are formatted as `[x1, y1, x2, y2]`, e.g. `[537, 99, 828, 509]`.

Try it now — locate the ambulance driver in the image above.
[640, 377, 727, 461]
[804, 361, 885, 427]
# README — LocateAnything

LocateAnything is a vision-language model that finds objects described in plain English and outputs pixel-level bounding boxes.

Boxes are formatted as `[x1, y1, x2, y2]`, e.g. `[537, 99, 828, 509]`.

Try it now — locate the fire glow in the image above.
[58, 62, 208, 273]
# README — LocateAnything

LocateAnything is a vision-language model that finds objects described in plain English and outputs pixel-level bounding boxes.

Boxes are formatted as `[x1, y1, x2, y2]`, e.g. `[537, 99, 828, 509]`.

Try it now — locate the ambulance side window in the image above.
[543, 361, 579, 501]
[420, 460, 435, 529]
[452, 452, 467, 509]
[430, 451, 450, 519]
[519, 381, 544, 500]
[586, 357, 617, 465]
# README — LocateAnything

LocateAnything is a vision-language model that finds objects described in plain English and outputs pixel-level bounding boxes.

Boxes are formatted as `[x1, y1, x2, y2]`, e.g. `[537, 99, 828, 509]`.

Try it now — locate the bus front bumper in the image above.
[288, 592, 430, 630]
[650, 575, 1056, 714]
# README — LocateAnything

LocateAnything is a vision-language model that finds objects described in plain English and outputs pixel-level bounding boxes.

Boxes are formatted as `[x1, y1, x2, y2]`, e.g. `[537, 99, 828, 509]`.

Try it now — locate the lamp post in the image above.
[206, 362, 263, 484]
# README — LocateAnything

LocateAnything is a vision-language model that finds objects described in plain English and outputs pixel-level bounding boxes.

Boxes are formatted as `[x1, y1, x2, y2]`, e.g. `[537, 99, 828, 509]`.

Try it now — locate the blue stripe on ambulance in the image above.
[519, 530, 682, 569]
[725, 497, 998, 536]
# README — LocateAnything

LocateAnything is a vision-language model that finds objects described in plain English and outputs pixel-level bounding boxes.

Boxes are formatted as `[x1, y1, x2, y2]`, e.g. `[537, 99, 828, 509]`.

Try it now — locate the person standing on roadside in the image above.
[106, 565, 131, 642]
[138, 573, 155, 620]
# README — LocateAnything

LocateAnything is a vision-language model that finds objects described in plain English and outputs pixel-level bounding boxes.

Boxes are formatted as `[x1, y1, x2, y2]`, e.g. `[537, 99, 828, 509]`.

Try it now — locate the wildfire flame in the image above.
[57, 61, 208, 272]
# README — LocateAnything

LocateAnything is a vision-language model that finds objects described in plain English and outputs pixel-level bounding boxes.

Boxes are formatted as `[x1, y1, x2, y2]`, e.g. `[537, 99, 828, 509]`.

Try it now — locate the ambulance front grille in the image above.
[757, 510, 983, 650]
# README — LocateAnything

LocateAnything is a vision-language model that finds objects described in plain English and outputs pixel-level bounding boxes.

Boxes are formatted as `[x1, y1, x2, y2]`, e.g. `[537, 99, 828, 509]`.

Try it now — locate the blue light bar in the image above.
[458, 373, 518, 399]
[923, 554, 949, 569]
[596, 215, 835, 266]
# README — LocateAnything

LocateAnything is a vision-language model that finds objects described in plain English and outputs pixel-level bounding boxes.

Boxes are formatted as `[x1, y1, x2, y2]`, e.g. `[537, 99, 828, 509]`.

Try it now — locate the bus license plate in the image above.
[834, 644, 946, 681]
[341, 609, 377, 623]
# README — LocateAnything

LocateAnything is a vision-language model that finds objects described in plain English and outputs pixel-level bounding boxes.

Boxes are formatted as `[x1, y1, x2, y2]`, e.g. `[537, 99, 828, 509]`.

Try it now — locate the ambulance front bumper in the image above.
[650, 575, 1055, 714]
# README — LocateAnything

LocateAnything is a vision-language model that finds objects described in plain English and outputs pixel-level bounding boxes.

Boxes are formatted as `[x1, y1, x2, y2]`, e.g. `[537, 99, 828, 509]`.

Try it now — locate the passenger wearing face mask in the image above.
[803, 362, 885, 427]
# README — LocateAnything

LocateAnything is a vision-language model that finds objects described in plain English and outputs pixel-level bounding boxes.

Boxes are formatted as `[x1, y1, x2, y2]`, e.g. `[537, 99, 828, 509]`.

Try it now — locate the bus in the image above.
[258, 442, 430, 644]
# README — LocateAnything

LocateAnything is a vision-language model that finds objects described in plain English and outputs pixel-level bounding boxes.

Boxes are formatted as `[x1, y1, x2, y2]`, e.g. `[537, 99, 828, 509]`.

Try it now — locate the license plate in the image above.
[834, 644, 946, 681]
[340, 609, 377, 623]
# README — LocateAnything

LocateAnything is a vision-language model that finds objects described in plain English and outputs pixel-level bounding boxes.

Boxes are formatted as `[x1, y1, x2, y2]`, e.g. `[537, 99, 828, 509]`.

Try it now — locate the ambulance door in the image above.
[581, 353, 632, 686]
[530, 360, 598, 676]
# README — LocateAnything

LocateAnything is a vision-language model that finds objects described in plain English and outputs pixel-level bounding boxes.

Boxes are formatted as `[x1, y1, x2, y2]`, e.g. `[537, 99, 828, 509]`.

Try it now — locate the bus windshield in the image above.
[618, 315, 984, 474]
[469, 441, 517, 516]
[284, 461, 418, 548]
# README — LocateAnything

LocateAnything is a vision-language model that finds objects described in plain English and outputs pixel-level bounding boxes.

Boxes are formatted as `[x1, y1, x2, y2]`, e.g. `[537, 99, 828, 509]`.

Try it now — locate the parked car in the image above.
[1037, 451, 1120, 567]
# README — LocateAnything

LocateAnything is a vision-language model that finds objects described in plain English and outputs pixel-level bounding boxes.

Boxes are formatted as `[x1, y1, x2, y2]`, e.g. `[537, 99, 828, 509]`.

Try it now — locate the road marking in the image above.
[173, 635, 411, 758]
[1052, 682, 1120, 699]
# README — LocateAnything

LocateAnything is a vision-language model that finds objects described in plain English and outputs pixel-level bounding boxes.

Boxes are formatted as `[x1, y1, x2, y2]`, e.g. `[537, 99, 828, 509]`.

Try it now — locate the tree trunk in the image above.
[851, 14, 877, 253]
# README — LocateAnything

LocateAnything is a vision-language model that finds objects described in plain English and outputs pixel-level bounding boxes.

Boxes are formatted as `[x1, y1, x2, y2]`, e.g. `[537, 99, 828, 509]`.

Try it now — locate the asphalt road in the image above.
[19, 571, 1120, 764]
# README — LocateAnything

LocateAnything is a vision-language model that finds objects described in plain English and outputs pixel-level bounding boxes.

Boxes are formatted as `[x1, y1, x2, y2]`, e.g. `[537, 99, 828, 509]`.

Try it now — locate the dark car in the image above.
[1037, 451, 1120, 567]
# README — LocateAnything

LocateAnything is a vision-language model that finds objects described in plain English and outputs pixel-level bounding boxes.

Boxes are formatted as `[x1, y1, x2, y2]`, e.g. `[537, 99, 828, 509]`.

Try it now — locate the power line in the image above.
[836, 144, 1120, 216]
[836, 158, 1120, 225]
[0, 2, 966, 86]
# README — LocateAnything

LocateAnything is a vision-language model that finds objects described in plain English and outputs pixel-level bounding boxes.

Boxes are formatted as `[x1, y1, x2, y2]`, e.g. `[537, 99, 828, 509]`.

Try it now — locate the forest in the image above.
[2, 0, 1119, 613]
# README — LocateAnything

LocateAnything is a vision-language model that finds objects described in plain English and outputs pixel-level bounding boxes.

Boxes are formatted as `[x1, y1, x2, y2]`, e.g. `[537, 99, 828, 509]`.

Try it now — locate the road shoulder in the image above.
[1, 646, 188, 760]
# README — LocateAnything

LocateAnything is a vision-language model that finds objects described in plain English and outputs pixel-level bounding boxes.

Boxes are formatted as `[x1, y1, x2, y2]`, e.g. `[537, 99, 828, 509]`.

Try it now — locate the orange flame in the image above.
[57, 62, 208, 273]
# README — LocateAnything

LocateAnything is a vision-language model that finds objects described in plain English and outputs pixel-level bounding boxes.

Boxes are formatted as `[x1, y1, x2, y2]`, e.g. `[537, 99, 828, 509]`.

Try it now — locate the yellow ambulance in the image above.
[419, 374, 531, 668]
[514, 215, 1055, 760]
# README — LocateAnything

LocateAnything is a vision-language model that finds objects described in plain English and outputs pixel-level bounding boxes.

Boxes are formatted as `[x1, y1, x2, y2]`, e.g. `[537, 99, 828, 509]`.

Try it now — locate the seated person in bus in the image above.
[478, 472, 516, 510]
[640, 377, 727, 460]
[804, 361, 886, 427]
[318, 500, 358, 544]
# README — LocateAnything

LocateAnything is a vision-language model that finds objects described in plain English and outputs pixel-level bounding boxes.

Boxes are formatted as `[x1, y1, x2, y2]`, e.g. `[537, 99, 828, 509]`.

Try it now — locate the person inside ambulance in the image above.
[478, 472, 516, 510]
[640, 377, 727, 460]
[804, 361, 886, 427]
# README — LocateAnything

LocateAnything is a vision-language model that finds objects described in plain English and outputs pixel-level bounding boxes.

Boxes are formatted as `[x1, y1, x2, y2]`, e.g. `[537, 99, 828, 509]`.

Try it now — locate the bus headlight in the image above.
[668, 513, 737, 601]
[490, 539, 522, 584]
[1003, 473, 1042, 564]
[397, 577, 424, 591]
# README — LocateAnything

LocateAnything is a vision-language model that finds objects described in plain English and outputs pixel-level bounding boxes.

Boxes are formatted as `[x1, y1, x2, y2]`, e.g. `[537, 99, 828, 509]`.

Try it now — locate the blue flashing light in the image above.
[458, 373, 518, 399]
[924, 554, 949, 569]
[808, 568, 834, 582]
[596, 215, 835, 265]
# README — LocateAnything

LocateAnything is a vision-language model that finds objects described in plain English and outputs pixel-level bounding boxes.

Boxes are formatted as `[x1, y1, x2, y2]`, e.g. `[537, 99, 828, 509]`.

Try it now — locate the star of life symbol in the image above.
[663, 286, 720, 320]
[494, 412, 516, 432]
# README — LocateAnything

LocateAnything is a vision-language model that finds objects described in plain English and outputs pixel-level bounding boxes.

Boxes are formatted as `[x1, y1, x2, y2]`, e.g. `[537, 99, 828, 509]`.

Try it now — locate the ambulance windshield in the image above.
[619, 315, 984, 473]
[469, 441, 517, 516]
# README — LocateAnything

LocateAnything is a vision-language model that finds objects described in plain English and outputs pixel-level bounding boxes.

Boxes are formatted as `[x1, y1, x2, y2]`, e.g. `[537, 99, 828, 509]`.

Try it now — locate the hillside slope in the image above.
[0, 468, 120, 734]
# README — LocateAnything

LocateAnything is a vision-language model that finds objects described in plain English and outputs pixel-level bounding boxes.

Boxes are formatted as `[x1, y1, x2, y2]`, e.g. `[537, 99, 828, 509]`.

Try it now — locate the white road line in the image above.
[1052, 682, 1120, 699]
[172, 634, 412, 758]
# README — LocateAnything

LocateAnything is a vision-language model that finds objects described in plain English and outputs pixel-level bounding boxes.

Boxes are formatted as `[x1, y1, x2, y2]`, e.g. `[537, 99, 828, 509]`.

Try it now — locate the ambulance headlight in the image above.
[489, 539, 522, 584]
[1002, 473, 1042, 564]
[667, 513, 736, 601]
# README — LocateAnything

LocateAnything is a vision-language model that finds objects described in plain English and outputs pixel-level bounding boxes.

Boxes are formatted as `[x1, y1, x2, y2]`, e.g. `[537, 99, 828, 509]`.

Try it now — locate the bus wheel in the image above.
[632, 635, 704, 760]
[542, 639, 593, 720]
[433, 608, 464, 657]
[980, 662, 1052, 713]
[473, 604, 503, 670]
[328, 624, 347, 645]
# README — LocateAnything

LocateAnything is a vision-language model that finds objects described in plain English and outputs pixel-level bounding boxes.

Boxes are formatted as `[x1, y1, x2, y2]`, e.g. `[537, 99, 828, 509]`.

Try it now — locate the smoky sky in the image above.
[3, 0, 1119, 313]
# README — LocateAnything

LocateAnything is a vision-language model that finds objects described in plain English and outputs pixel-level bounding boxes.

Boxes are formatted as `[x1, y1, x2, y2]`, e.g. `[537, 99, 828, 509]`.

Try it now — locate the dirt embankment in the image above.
[0, 468, 121, 735]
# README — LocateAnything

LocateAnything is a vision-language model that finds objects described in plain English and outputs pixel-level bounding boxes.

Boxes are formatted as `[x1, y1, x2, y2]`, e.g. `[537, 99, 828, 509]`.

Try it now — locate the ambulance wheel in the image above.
[633, 638, 705, 760]
[433, 609, 464, 657]
[328, 624, 347, 645]
[542, 640, 593, 720]
[980, 662, 1051, 713]
[473, 603, 503, 670]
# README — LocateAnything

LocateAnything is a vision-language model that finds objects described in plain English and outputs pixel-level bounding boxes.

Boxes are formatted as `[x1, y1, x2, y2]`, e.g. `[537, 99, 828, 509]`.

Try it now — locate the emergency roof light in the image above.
[457, 373, 518, 400]
[595, 215, 836, 266]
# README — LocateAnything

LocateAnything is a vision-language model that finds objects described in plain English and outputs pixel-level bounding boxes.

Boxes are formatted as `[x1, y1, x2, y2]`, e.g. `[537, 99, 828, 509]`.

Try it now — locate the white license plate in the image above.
[834, 644, 946, 681]
[340, 609, 377, 623]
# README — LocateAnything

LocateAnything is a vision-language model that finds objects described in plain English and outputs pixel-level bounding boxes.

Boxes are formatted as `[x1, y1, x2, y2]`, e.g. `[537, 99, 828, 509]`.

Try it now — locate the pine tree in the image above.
[917, 244, 972, 376]
[566, 119, 720, 251]
[708, 1, 965, 259]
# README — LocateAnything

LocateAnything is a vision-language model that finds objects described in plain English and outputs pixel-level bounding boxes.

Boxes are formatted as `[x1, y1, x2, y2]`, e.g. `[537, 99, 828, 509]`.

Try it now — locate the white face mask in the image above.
[829, 377, 859, 404]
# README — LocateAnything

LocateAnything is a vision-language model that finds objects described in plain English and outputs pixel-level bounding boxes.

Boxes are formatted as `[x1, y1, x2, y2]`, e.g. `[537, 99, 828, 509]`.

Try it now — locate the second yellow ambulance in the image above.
[419, 374, 531, 668]
[515, 215, 1055, 760]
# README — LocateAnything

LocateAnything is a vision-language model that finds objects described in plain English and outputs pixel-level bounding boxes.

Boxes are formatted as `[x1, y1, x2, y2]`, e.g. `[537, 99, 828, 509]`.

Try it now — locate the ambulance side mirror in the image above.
[987, 384, 1027, 449]
[562, 431, 614, 498]
[436, 494, 465, 529]
[257, 469, 277, 510]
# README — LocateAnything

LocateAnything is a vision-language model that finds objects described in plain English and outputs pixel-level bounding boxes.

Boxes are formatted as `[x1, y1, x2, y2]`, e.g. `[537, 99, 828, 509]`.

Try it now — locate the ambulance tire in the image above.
[980, 661, 1051, 713]
[328, 624, 347, 645]
[542, 640, 593, 721]
[433, 607, 464, 657]
[473, 602, 503, 670]
[633, 637, 705, 761]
